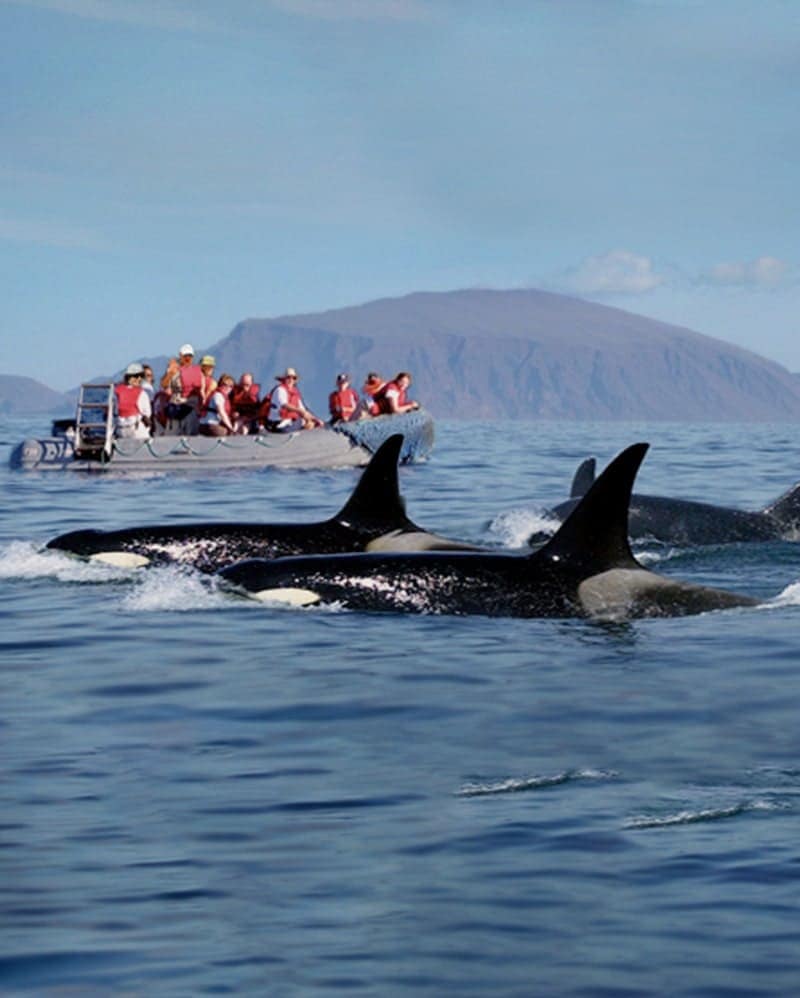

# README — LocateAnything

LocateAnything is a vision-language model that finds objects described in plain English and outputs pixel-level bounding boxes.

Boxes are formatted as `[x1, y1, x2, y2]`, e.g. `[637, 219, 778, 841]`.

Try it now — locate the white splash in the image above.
[766, 580, 800, 608]
[119, 565, 232, 612]
[457, 768, 616, 797]
[625, 798, 783, 830]
[487, 509, 559, 548]
[0, 541, 134, 583]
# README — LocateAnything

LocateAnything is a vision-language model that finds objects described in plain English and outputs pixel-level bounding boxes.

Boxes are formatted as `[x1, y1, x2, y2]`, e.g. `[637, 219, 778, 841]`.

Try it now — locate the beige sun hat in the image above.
[276, 367, 298, 380]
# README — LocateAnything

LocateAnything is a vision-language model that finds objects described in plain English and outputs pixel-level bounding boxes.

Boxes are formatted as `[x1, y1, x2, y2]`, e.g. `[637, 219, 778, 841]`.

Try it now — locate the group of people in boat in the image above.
[113, 343, 420, 440]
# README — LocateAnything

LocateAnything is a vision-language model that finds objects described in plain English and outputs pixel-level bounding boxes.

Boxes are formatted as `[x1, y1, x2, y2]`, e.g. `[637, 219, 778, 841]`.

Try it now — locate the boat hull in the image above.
[10, 411, 434, 472]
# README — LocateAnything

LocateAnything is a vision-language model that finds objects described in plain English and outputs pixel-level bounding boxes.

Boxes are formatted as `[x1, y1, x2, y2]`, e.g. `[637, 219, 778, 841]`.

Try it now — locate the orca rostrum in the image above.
[46, 435, 477, 572]
[528, 455, 800, 547]
[219, 443, 761, 620]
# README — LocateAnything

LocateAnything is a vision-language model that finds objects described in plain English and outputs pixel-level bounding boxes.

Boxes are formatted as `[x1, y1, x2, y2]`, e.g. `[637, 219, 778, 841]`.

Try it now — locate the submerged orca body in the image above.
[220, 444, 760, 620]
[529, 457, 800, 547]
[46, 436, 476, 572]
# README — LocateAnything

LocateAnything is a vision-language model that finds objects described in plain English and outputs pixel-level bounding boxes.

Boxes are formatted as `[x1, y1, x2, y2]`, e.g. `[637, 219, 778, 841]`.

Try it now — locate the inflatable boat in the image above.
[10, 384, 434, 472]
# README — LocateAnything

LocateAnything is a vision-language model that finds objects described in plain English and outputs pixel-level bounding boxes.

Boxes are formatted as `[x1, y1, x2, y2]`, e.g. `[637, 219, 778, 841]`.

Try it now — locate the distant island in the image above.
[4, 288, 800, 420]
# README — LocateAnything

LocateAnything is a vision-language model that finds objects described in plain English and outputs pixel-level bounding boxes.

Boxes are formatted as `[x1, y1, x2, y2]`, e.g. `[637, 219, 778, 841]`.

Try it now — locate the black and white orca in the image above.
[46, 435, 477, 572]
[219, 443, 761, 620]
[528, 456, 800, 547]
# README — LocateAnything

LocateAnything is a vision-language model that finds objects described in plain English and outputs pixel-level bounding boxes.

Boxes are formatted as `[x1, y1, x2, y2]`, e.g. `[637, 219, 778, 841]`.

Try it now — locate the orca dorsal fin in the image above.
[333, 434, 417, 532]
[570, 457, 596, 497]
[763, 480, 800, 532]
[536, 443, 648, 572]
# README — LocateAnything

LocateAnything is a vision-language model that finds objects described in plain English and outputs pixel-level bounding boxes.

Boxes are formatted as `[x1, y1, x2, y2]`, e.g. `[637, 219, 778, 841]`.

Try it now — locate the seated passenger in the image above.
[267, 368, 323, 432]
[141, 364, 156, 403]
[361, 372, 385, 417]
[230, 372, 261, 434]
[114, 363, 152, 440]
[199, 373, 236, 437]
[328, 373, 360, 423]
[199, 355, 218, 409]
[373, 371, 420, 415]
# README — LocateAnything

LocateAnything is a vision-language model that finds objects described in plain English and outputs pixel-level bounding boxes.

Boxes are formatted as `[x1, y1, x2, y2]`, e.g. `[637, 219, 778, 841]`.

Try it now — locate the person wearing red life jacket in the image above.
[373, 371, 420, 416]
[328, 373, 360, 423]
[230, 372, 261, 434]
[361, 372, 385, 417]
[162, 343, 204, 433]
[267, 367, 323, 432]
[199, 373, 236, 437]
[114, 363, 152, 440]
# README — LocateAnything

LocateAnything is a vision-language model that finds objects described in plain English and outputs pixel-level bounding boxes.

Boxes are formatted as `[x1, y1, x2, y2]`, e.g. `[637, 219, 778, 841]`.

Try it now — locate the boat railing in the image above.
[74, 383, 115, 460]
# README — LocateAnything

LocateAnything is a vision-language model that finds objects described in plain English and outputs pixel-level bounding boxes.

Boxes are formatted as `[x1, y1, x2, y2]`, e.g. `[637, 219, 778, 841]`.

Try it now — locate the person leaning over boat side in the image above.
[230, 372, 260, 434]
[373, 372, 420, 415]
[328, 373, 360, 423]
[114, 363, 152, 440]
[360, 372, 385, 417]
[199, 373, 236, 437]
[269, 368, 324, 432]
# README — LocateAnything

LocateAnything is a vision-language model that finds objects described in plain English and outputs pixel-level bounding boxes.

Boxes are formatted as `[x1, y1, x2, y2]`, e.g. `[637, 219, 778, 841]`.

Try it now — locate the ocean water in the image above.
[2, 416, 800, 996]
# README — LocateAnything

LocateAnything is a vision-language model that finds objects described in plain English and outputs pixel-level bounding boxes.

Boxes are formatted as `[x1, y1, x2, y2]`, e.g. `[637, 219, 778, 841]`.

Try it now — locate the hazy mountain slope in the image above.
[0, 375, 72, 415]
[206, 289, 800, 420]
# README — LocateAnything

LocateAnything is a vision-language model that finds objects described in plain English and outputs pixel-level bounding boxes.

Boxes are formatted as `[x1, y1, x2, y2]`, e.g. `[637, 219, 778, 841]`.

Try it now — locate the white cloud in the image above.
[557, 250, 666, 297]
[701, 256, 793, 289]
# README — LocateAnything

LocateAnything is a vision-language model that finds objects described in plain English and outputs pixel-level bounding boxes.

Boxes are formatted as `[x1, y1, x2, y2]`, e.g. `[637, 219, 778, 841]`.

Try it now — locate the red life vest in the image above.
[329, 387, 359, 421]
[373, 381, 405, 415]
[115, 383, 143, 418]
[362, 379, 385, 416]
[231, 383, 260, 418]
[178, 364, 203, 399]
[278, 383, 302, 421]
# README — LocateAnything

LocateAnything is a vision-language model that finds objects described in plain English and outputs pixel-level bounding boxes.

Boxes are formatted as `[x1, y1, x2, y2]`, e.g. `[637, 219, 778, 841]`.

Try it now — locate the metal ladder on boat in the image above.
[74, 383, 115, 460]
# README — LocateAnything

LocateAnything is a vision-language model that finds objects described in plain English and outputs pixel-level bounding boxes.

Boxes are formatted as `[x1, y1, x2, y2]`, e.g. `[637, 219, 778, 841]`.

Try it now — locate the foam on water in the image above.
[0, 541, 135, 583]
[119, 565, 235, 612]
[766, 579, 800, 607]
[625, 798, 784, 830]
[457, 768, 617, 797]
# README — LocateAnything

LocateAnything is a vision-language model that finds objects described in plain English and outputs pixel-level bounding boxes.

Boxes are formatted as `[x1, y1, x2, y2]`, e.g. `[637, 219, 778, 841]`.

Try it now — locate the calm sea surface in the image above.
[2, 417, 800, 996]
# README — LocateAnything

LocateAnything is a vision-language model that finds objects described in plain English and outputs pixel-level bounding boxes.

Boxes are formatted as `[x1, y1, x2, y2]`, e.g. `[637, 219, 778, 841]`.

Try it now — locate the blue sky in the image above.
[2, 0, 798, 389]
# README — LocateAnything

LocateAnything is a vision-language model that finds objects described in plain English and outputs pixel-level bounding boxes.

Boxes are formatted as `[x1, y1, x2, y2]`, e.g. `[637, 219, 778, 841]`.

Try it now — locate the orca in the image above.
[46, 435, 478, 573]
[219, 443, 761, 620]
[527, 456, 800, 547]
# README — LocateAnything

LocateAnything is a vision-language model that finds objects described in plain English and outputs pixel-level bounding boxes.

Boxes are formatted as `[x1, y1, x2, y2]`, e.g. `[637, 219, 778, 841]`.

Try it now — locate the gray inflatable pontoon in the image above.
[10, 410, 434, 472]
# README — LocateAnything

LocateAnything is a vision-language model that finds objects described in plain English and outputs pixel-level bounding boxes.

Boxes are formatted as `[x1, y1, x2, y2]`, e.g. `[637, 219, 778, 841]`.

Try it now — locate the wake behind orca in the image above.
[219, 443, 761, 620]
[528, 456, 800, 547]
[46, 435, 477, 573]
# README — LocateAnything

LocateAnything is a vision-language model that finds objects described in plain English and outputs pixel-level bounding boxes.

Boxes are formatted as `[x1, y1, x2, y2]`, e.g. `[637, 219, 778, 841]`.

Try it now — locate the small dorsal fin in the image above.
[535, 443, 648, 572]
[570, 457, 596, 497]
[763, 480, 800, 531]
[333, 434, 417, 532]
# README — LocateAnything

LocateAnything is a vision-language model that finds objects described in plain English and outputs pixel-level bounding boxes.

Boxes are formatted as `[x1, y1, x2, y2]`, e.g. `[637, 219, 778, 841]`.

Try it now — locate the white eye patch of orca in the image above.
[89, 551, 151, 569]
[251, 587, 321, 607]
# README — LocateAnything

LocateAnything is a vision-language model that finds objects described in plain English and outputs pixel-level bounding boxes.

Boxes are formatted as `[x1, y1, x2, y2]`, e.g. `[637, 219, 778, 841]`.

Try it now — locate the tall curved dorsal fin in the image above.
[536, 443, 648, 573]
[570, 457, 596, 497]
[333, 434, 417, 532]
